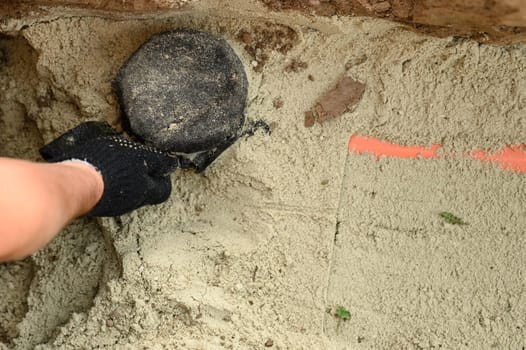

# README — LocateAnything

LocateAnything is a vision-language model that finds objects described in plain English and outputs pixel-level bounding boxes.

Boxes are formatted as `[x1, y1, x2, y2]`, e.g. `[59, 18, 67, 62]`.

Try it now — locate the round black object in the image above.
[114, 28, 248, 154]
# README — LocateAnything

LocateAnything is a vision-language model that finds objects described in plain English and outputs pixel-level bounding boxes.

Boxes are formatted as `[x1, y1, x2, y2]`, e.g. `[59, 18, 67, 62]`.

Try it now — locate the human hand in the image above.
[39, 121, 180, 217]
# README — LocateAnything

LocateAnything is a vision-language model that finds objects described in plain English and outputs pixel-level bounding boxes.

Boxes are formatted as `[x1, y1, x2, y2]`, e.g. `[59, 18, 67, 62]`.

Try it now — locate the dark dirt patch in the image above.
[272, 97, 284, 109]
[0, 1, 38, 19]
[259, 0, 526, 44]
[259, 0, 414, 19]
[236, 22, 299, 72]
[1, 0, 186, 13]
[284, 58, 308, 73]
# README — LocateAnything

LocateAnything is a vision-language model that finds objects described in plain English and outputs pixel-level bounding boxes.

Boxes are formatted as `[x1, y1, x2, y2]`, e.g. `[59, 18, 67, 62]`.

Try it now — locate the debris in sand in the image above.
[372, 1, 391, 14]
[272, 97, 284, 109]
[236, 23, 299, 73]
[284, 58, 308, 73]
[304, 76, 365, 127]
[345, 55, 368, 69]
[439, 212, 467, 225]
[304, 111, 315, 127]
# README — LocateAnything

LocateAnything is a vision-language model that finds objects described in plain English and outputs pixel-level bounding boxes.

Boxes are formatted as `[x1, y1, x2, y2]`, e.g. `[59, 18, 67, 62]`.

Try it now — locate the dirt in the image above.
[283, 58, 308, 73]
[0, 0, 525, 348]
[272, 97, 283, 109]
[260, 0, 363, 17]
[260, 0, 526, 43]
[236, 22, 299, 72]
[3, 0, 192, 12]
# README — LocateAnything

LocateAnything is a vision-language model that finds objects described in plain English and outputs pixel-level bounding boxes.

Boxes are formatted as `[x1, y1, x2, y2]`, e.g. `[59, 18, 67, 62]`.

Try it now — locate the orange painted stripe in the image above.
[348, 135, 526, 174]
[348, 135, 442, 160]
[471, 145, 526, 173]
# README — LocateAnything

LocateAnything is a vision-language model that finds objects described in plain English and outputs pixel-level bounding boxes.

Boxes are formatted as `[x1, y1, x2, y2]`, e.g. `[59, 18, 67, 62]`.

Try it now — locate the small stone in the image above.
[264, 339, 274, 347]
[241, 32, 252, 44]
[71, 313, 84, 323]
[357, 336, 365, 343]
[391, 0, 413, 18]
[373, 1, 391, 13]
[85, 242, 99, 255]
[304, 111, 315, 127]
[314, 103, 328, 123]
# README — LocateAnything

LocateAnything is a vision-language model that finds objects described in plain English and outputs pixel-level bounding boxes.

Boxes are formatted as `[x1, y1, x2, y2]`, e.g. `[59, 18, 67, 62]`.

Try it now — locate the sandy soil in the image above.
[0, 0, 525, 348]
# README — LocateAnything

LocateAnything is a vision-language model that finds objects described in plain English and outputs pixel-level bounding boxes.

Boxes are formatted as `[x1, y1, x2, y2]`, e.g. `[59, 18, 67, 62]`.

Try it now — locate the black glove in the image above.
[39, 121, 181, 217]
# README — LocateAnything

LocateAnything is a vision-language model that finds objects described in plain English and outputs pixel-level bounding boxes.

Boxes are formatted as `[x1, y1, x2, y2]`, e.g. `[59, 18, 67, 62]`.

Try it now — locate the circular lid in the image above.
[114, 28, 248, 154]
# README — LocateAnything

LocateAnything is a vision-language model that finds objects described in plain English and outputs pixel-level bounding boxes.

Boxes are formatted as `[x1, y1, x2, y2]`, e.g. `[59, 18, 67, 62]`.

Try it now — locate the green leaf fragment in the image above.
[439, 212, 467, 225]
[336, 306, 351, 320]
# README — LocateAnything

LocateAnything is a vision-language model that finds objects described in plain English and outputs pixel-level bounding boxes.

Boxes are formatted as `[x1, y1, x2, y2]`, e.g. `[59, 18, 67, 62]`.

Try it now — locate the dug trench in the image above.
[0, 35, 121, 349]
[0, 14, 314, 349]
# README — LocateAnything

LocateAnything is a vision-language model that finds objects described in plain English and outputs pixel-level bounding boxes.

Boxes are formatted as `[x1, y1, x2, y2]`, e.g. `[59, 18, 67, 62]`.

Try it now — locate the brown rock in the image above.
[372, 1, 390, 13]
[268, 121, 278, 131]
[314, 103, 327, 123]
[314, 76, 365, 124]
[391, 0, 414, 19]
[240, 32, 253, 44]
[304, 111, 315, 128]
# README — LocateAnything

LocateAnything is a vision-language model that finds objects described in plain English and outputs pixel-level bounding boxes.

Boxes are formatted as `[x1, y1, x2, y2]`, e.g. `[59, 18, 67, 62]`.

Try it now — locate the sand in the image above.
[0, 0, 525, 348]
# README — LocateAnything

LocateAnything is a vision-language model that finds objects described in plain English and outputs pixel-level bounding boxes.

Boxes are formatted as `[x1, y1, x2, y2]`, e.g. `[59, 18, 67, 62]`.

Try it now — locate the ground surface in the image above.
[0, 0, 525, 348]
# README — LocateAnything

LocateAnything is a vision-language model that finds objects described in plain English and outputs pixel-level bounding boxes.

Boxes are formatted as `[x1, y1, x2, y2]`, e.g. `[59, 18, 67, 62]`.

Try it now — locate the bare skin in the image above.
[0, 157, 104, 262]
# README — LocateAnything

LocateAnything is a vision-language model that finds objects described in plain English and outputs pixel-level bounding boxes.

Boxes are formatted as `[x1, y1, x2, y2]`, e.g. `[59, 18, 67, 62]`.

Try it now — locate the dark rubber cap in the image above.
[114, 28, 248, 154]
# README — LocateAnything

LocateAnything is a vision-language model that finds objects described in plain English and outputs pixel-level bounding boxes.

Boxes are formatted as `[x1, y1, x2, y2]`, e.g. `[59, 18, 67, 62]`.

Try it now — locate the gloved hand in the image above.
[39, 121, 181, 217]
